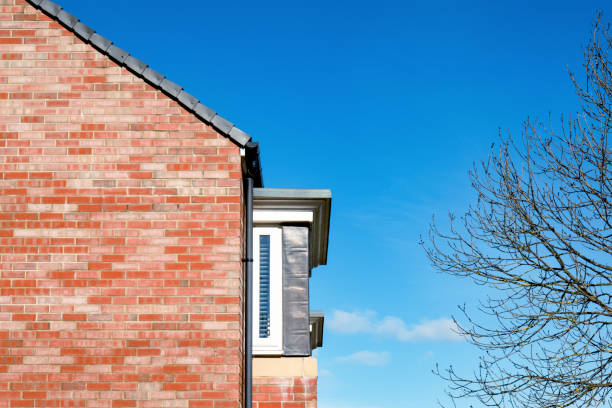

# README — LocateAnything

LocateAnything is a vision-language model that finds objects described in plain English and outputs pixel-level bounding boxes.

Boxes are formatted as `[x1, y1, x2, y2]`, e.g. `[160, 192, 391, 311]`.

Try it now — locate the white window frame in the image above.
[253, 226, 283, 354]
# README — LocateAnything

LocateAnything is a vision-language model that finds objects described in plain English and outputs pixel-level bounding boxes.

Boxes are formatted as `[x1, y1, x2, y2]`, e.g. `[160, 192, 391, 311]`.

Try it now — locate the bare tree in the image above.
[423, 13, 612, 408]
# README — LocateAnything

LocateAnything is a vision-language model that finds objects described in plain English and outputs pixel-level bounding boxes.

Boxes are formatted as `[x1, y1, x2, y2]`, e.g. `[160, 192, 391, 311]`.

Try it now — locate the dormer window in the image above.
[252, 189, 331, 356]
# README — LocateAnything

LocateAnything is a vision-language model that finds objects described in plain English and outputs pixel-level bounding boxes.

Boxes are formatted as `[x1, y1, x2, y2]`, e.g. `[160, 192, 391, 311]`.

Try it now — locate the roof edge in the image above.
[253, 188, 332, 268]
[253, 188, 331, 199]
[27, 0, 252, 148]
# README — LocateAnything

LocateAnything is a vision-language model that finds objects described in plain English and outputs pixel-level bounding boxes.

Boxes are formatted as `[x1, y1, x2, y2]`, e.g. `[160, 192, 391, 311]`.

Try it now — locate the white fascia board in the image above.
[253, 189, 331, 269]
[253, 210, 313, 223]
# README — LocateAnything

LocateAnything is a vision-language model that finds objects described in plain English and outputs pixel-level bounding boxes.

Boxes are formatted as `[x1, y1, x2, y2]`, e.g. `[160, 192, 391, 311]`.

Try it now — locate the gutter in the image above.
[242, 142, 262, 408]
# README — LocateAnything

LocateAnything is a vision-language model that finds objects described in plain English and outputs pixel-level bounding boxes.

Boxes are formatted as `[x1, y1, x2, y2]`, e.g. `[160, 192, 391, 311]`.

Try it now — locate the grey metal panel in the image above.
[309, 311, 324, 350]
[30, 0, 44, 6]
[282, 226, 311, 356]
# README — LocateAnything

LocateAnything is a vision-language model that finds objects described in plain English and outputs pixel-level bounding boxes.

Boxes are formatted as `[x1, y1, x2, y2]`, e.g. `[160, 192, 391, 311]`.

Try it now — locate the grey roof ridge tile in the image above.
[194, 104, 216, 123]
[107, 45, 129, 65]
[160, 78, 182, 98]
[211, 115, 234, 136]
[73, 22, 94, 42]
[141, 67, 164, 87]
[40, 0, 61, 16]
[124, 56, 147, 76]
[229, 126, 251, 147]
[57, 9, 78, 29]
[177, 90, 199, 111]
[25, 0, 252, 148]
[89, 32, 112, 53]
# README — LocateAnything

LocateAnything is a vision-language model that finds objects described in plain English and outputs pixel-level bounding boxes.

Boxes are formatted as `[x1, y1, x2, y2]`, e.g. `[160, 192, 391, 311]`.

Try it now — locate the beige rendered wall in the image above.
[253, 357, 317, 408]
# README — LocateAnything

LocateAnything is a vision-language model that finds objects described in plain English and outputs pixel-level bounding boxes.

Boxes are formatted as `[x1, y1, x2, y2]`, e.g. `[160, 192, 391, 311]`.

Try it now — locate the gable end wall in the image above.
[0, 1, 244, 406]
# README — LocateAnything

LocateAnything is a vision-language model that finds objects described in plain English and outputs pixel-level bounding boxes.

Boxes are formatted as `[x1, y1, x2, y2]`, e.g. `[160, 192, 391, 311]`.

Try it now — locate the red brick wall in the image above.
[0, 1, 244, 407]
[253, 377, 316, 408]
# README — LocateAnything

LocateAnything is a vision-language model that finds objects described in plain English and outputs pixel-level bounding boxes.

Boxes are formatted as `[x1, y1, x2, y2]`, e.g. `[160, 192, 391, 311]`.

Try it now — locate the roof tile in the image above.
[107, 45, 129, 65]
[40, 0, 61, 16]
[142, 67, 165, 87]
[89, 33, 112, 52]
[125, 56, 148, 75]
[57, 9, 78, 28]
[160, 78, 182, 98]
[212, 115, 234, 135]
[73, 22, 94, 41]
[194, 104, 216, 123]
[229, 127, 251, 146]
[177, 91, 199, 110]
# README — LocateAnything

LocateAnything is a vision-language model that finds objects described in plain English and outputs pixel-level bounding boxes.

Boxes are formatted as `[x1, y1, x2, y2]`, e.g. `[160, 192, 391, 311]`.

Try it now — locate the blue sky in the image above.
[56, 1, 609, 407]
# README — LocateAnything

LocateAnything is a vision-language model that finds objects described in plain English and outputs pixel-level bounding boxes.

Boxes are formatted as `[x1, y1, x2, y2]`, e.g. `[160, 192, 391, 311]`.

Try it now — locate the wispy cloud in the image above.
[327, 310, 463, 342]
[335, 350, 391, 367]
[318, 400, 383, 408]
[318, 368, 333, 377]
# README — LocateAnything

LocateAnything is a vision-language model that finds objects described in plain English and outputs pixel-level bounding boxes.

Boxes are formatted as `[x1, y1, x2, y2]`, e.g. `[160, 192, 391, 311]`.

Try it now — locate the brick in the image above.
[128, 172, 153, 179]
[83, 76, 107, 83]
[12, 314, 35, 321]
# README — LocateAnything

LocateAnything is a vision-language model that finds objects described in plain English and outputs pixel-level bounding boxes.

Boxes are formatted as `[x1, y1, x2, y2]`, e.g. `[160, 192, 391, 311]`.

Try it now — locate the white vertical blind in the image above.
[258, 235, 271, 338]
